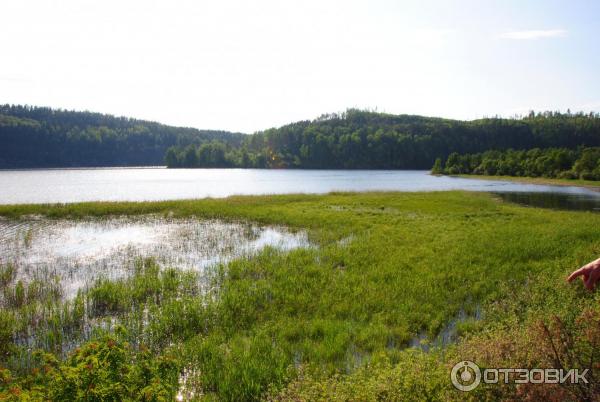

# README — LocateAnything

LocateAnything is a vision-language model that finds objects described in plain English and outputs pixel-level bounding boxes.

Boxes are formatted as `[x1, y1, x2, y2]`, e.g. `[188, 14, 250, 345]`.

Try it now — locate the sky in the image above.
[1, 0, 599, 133]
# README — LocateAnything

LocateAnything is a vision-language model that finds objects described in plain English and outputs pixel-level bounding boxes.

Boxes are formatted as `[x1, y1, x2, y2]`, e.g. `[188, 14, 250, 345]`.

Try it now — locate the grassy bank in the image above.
[1, 191, 599, 400]
[454, 173, 600, 190]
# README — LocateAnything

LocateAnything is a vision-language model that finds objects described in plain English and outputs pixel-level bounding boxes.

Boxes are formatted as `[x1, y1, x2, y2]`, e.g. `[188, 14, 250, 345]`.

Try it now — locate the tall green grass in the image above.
[1, 191, 599, 400]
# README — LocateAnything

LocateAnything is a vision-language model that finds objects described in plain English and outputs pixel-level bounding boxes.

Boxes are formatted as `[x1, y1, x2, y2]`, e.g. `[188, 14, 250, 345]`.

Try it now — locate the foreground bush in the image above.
[0, 332, 179, 401]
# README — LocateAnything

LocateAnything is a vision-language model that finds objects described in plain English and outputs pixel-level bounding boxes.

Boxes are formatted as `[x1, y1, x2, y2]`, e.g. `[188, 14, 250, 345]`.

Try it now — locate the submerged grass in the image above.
[1, 191, 600, 400]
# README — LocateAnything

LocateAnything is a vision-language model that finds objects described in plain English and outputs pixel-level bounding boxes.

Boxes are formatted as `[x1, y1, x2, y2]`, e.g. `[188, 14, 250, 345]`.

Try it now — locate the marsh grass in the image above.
[0, 191, 599, 400]
[0, 217, 308, 299]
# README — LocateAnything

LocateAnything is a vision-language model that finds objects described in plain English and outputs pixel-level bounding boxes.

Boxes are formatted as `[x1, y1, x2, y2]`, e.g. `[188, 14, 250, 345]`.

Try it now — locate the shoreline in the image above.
[452, 173, 600, 191]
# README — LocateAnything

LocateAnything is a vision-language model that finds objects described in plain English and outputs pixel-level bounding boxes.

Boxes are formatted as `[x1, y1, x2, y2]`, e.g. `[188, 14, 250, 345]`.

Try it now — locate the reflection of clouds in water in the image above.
[31, 224, 162, 262]
[0, 217, 309, 298]
[252, 228, 307, 250]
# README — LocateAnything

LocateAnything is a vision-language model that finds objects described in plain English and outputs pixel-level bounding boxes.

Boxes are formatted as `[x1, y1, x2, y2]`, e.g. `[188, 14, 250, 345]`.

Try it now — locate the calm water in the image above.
[1, 168, 599, 211]
[0, 216, 309, 299]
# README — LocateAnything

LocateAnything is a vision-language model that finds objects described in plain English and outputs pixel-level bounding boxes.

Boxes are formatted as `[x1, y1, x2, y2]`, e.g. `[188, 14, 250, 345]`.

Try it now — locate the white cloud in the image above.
[498, 29, 567, 40]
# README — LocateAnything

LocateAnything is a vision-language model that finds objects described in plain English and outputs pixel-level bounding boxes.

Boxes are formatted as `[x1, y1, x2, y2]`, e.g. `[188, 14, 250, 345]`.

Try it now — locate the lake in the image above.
[1, 167, 599, 211]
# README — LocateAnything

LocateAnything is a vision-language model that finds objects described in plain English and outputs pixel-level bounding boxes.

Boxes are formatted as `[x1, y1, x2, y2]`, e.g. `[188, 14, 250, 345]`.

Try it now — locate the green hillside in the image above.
[166, 109, 600, 169]
[0, 105, 245, 168]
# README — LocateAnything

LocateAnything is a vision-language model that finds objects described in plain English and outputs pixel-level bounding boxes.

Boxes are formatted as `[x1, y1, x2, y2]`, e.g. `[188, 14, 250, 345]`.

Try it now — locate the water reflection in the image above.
[494, 192, 600, 212]
[1, 168, 600, 211]
[0, 217, 309, 298]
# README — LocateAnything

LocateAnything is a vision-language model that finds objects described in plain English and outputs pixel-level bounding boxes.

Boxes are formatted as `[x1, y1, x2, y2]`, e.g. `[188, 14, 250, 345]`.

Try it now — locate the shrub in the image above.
[0, 333, 180, 401]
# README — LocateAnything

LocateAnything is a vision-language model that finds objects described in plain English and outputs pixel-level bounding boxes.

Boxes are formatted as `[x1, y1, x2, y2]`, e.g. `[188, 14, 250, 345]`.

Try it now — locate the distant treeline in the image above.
[3, 105, 600, 169]
[166, 109, 600, 169]
[0, 105, 244, 168]
[432, 147, 600, 180]
[165, 142, 267, 168]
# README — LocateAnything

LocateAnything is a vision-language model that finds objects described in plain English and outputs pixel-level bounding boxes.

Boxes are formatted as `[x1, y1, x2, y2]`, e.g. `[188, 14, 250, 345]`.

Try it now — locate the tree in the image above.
[164, 147, 179, 167]
[435, 147, 600, 181]
[0, 104, 244, 168]
[183, 145, 198, 167]
[161, 108, 600, 170]
[431, 158, 443, 174]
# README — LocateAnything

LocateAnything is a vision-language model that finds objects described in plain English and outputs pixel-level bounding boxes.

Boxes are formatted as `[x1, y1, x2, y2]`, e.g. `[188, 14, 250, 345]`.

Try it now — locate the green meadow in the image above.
[1, 191, 599, 401]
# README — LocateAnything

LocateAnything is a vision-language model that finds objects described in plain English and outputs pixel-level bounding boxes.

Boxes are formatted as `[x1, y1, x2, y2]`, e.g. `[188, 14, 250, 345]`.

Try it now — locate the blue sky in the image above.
[1, 0, 599, 132]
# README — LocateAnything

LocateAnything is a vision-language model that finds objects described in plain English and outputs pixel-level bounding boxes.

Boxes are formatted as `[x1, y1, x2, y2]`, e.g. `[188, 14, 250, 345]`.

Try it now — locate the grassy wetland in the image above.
[0, 191, 599, 401]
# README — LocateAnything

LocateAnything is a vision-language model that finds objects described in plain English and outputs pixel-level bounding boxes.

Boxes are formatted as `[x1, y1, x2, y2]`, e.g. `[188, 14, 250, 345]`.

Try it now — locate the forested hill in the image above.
[3, 105, 600, 169]
[0, 105, 245, 168]
[166, 109, 600, 169]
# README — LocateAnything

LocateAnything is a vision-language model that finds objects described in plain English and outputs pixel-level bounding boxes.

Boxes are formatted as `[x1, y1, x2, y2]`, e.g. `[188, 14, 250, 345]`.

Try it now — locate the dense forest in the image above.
[165, 109, 600, 169]
[433, 147, 600, 180]
[0, 105, 244, 168]
[3, 105, 600, 169]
